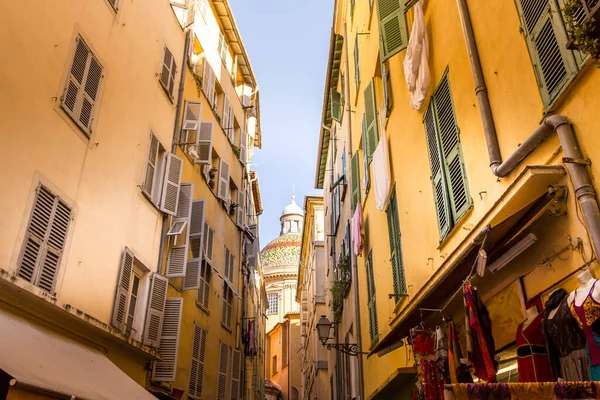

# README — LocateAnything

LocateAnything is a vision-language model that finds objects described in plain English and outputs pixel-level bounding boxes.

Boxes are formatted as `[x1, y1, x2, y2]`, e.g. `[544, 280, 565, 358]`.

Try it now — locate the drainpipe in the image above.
[455, 0, 600, 256]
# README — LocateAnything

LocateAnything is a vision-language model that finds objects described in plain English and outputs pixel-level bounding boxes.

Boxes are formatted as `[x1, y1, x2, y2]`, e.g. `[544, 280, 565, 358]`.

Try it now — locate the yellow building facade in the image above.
[317, 0, 600, 398]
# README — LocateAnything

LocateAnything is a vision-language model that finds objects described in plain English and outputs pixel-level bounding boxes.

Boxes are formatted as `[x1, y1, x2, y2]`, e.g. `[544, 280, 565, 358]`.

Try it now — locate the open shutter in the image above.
[434, 75, 471, 221]
[424, 103, 451, 239]
[354, 35, 360, 90]
[351, 151, 361, 212]
[189, 199, 206, 259]
[237, 190, 245, 227]
[364, 79, 379, 159]
[222, 285, 232, 328]
[166, 242, 188, 277]
[202, 59, 211, 102]
[183, 258, 201, 290]
[222, 95, 230, 132]
[515, 0, 577, 107]
[196, 122, 214, 164]
[160, 153, 183, 216]
[197, 260, 211, 309]
[362, 116, 370, 193]
[111, 248, 134, 332]
[168, 182, 193, 236]
[152, 298, 183, 382]
[228, 104, 235, 143]
[181, 101, 202, 143]
[230, 349, 241, 400]
[189, 325, 207, 398]
[203, 222, 215, 264]
[378, 0, 409, 61]
[218, 159, 230, 201]
[217, 342, 229, 400]
[142, 132, 159, 199]
[330, 90, 341, 121]
[143, 273, 168, 347]
[386, 187, 406, 300]
[365, 251, 378, 342]
[239, 129, 247, 164]
[160, 47, 176, 97]
[229, 252, 235, 284]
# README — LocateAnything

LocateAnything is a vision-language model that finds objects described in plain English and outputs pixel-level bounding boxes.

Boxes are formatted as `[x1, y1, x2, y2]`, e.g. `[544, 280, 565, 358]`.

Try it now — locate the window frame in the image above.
[267, 293, 279, 315]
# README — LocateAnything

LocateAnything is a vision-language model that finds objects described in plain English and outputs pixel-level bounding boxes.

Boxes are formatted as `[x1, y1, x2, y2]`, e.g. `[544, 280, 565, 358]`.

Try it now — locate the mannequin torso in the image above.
[568, 270, 600, 306]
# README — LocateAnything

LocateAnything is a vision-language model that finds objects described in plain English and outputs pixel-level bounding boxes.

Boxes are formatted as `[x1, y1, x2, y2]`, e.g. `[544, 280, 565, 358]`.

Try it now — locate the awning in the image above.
[0, 308, 156, 400]
[368, 367, 417, 400]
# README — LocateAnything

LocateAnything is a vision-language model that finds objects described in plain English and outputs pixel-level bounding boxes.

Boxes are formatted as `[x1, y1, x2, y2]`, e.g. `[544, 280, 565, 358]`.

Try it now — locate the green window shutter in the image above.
[364, 79, 379, 159]
[386, 186, 406, 301]
[354, 35, 360, 91]
[362, 115, 370, 194]
[515, 0, 577, 107]
[351, 151, 361, 212]
[331, 90, 342, 121]
[377, 0, 409, 61]
[365, 251, 379, 343]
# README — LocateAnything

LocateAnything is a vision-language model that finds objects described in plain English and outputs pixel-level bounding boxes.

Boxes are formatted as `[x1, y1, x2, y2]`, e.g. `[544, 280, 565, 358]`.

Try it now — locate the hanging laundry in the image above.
[435, 325, 450, 383]
[351, 204, 363, 256]
[403, 1, 430, 110]
[464, 282, 497, 382]
[413, 331, 444, 400]
[447, 319, 472, 385]
[373, 111, 391, 211]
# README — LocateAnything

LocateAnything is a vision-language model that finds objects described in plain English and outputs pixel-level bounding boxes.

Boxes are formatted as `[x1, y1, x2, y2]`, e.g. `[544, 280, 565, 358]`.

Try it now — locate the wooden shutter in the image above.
[378, 0, 409, 61]
[196, 122, 214, 165]
[197, 260, 211, 309]
[181, 101, 202, 143]
[62, 37, 103, 135]
[364, 79, 379, 159]
[202, 59, 211, 102]
[183, 257, 201, 290]
[142, 132, 160, 200]
[224, 248, 231, 282]
[229, 251, 235, 284]
[515, 0, 577, 107]
[160, 46, 177, 97]
[237, 190, 245, 227]
[239, 129, 247, 164]
[169, 182, 193, 236]
[354, 34, 360, 90]
[365, 251, 378, 342]
[111, 247, 134, 332]
[330, 90, 341, 121]
[218, 159, 230, 201]
[143, 273, 169, 347]
[386, 187, 406, 300]
[361, 116, 370, 193]
[230, 349, 241, 400]
[222, 284, 232, 328]
[160, 153, 183, 216]
[351, 151, 361, 212]
[189, 325, 207, 398]
[203, 222, 215, 264]
[166, 236, 188, 278]
[217, 342, 229, 400]
[152, 298, 183, 382]
[222, 95, 230, 132]
[382, 59, 393, 116]
[189, 199, 206, 259]
[228, 104, 235, 143]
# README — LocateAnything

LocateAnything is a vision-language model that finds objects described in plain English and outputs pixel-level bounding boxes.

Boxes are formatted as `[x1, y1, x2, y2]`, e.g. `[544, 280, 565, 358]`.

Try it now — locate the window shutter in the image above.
[181, 101, 202, 143]
[203, 222, 215, 264]
[189, 199, 206, 259]
[433, 75, 471, 221]
[378, 0, 409, 61]
[382, 59, 393, 116]
[168, 182, 193, 236]
[197, 260, 211, 309]
[167, 242, 188, 277]
[189, 325, 207, 398]
[362, 116, 370, 193]
[224, 248, 231, 282]
[143, 273, 169, 347]
[364, 79, 379, 160]
[351, 151, 361, 212]
[386, 187, 406, 301]
[222, 285, 232, 328]
[330, 90, 342, 121]
[160, 153, 183, 216]
[239, 129, 247, 164]
[229, 252, 235, 284]
[160, 47, 176, 97]
[237, 190, 245, 227]
[111, 247, 134, 332]
[217, 342, 229, 400]
[365, 251, 378, 342]
[230, 349, 241, 400]
[354, 35, 360, 90]
[515, 0, 577, 107]
[228, 104, 235, 143]
[142, 132, 160, 200]
[183, 257, 201, 290]
[424, 104, 452, 239]
[196, 121, 214, 165]
[202, 59, 211, 102]
[152, 297, 183, 382]
[222, 95, 230, 132]
[218, 159, 230, 201]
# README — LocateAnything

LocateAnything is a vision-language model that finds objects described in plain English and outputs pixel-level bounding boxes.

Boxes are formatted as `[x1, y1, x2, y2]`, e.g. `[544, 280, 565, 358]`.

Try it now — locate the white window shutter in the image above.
[143, 273, 169, 347]
[202, 59, 211, 101]
[111, 247, 134, 332]
[239, 130, 247, 164]
[160, 153, 183, 216]
[196, 121, 214, 164]
[189, 199, 206, 259]
[166, 241, 188, 277]
[203, 222, 214, 264]
[142, 132, 160, 200]
[230, 349, 241, 400]
[227, 104, 234, 143]
[218, 159, 230, 201]
[189, 325, 207, 398]
[175, 182, 193, 222]
[160, 47, 176, 97]
[181, 101, 202, 143]
[197, 260, 211, 309]
[152, 297, 183, 382]
[224, 248, 231, 282]
[236, 190, 244, 228]
[183, 257, 201, 290]
[222, 95, 230, 132]
[217, 342, 229, 400]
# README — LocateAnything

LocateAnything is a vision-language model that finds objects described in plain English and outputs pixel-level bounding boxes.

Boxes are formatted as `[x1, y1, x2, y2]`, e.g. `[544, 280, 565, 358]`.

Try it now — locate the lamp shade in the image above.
[317, 315, 332, 345]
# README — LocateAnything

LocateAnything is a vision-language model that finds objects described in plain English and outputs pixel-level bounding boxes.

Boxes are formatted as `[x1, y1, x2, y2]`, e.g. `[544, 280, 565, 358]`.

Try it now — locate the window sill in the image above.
[221, 322, 232, 332]
[196, 302, 210, 315]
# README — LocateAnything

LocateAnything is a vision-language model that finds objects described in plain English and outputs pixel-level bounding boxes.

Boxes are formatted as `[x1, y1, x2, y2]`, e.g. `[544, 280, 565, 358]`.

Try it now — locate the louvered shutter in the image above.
[433, 75, 471, 222]
[111, 248, 134, 332]
[169, 182, 193, 236]
[362, 116, 370, 193]
[224, 248, 231, 281]
[218, 159, 230, 201]
[386, 187, 406, 301]
[189, 199, 206, 259]
[183, 257, 201, 290]
[196, 122, 214, 164]
[364, 79, 379, 159]
[222, 95, 230, 132]
[181, 101, 202, 144]
[160, 153, 183, 216]
[345, 220, 352, 272]
[202, 59, 211, 102]
[365, 251, 378, 342]
[230, 349, 241, 400]
[217, 342, 229, 400]
[515, 0, 577, 107]
[197, 260, 211, 309]
[331, 90, 341, 121]
[152, 298, 183, 382]
[222, 285, 232, 328]
[143, 273, 169, 347]
[189, 325, 207, 398]
[351, 151, 361, 212]
[204, 222, 215, 264]
[228, 104, 235, 143]
[354, 35, 360, 90]
[229, 252, 235, 284]
[378, 0, 409, 61]
[142, 132, 160, 200]
[166, 241, 188, 277]
[160, 47, 176, 97]
[239, 129, 247, 164]
[237, 190, 245, 227]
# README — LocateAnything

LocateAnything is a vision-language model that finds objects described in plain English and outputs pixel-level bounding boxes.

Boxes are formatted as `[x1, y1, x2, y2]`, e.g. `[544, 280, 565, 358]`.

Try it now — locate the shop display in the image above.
[450, 382, 600, 399]
[413, 329, 445, 400]
[464, 282, 497, 382]
[516, 307, 553, 382]
[447, 319, 473, 385]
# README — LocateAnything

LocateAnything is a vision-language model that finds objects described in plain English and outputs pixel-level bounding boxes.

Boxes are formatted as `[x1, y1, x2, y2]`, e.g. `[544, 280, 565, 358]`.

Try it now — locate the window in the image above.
[202, 58, 216, 109]
[152, 298, 183, 381]
[224, 247, 235, 284]
[365, 250, 378, 343]
[125, 272, 142, 337]
[222, 282, 233, 330]
[61, 36, 103, 136]
[217, 342, 229, 400]
[218, 159, 230, 202]
[196, 260, 211, 311]
[424, 72, 471, 240]
[361, 116, 370, 195]
[17, 184, 72, 294]
[230, 349, 242, 400]
[514, 0, 579, 108]
[350, 151, 361, 212]
[217, 30, 228, 63]
[181, 101, 214, 165]
[331, 90, 341, 122]
[159, 46, 177, 99]
[378, 0, 409, 61]
[189, 325, 207, 399]
[386, 186, 407, 302]
[222, 94, 234, 142]
[267, 293, 279, 315]
[272, 355, 278, 374]
[382, 59, 393, 116]
[363, 78, 379, 161]
[354, 34, 360, 91]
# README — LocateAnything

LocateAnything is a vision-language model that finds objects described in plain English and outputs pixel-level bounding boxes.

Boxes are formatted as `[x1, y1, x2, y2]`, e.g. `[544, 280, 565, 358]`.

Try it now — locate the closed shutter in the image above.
[202, 60, 216, 108]
[515, 0, 577, 107]
[222, 95, 230, 132]
[230, 349, 241, 400]
[160, 153, 183, 216]
[189, 199, 206, 259]
[196, 122, 214, 165]
[196, 260, 211, 309]
[377, 0, 409, 61]
[222, 284, 232, 329]
[217, 342, 229, 400]
[168, 182, 193, 236]
[152, 298, 183, 382]
[224, 248, 231, 281]
[142, 132, 160, 200]
[331, 90, 341, 121]
[143, 273, 169, 347]
[17, 185, 72, 294]
[229, 251, 235, 284]
[386, 187, 406, 300]
[228, 104, 235, 143]
[61, 37, 103, 135]
[354, 34, 360, 90]
[166, 241, 188, 278]
[183, 257, 201, 290]
[204, 222, 215, 264]
[218, 159, 230, 201]
[237, 190, 245, 227]
[181, 101, 202, 144]
[111, 247, 134, 332]
[189, 325, 207, 398]
[364, 79, 379, 159]
[351, 151, 361, 212]
[362, 116, 370, 193]
[160, 47, 177, 97]
[365, 251, 378, 342]
[239, 129, 247, 164]
[382, 59, 393, 116]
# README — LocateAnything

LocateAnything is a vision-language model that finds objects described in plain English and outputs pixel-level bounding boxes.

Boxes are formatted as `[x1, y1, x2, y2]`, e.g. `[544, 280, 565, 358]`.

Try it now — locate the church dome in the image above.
[281, 196, 303, 217]
[260, 233, 301, 275]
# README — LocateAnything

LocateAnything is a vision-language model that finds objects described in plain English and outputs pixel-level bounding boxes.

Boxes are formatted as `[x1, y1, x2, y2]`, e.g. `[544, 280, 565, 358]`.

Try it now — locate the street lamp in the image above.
[316, 315, 366, 357]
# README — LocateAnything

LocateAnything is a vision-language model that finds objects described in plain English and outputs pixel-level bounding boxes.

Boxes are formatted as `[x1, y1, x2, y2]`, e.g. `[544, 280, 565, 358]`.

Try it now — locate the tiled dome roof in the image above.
[260, 233, 301, 274]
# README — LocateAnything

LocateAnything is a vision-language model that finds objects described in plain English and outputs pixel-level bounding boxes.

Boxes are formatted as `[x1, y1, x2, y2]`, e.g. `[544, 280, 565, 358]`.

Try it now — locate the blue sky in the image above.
[229, 0, 333, 245]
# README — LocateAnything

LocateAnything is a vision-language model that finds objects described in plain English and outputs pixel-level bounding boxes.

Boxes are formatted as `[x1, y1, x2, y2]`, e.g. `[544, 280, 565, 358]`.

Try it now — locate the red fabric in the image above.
[464, 283, 497, 382]
[516, 313, 554, 382]
[413, 331, 435, 355]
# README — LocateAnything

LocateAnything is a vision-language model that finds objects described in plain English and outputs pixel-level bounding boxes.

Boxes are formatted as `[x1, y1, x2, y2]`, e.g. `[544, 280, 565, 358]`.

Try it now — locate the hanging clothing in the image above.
[248, 320, 256, 356]
[543, 289, 589, 381]
[403, 1, 430, 110]
[413, 331, 444, 400]
[447, 319, 473, 385]
[435, 326, 450, 383]
[372, 115, 391, 211]
[570, 280, 600, 376]
[554, 381, 598, 399]
[464, 283, 497, 382]
[351, 204, 362, 256]
[450, 382, 600, 400]
[516, 313, 553, 382]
